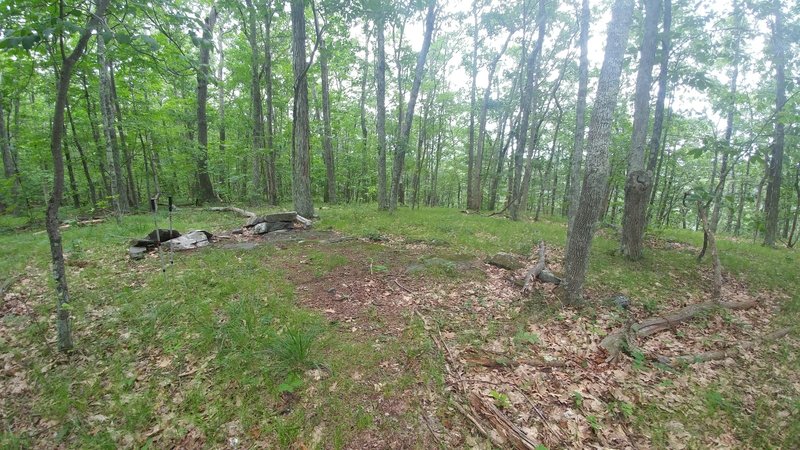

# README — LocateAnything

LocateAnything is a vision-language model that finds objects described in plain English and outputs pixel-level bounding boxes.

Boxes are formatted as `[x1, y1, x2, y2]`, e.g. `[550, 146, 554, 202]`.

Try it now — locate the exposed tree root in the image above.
[601, 298, 759, 361]
[522, 241, 562, 291]
[654, 327, 793, 366]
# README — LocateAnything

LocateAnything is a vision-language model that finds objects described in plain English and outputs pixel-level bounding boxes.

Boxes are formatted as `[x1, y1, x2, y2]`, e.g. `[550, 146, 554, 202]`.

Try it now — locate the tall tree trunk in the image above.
[0, 73, 20, 211]
[471, 30, 514, 212]
[510, 0, 547, 221]
[98, 32, 127, 215]
[560, 0, 634, 306]
[619, 0, 660, 260]
[359, 23, 371, 203]
[711, 0, 742, 233]
[567, 0, 590, 239]
[66, 100, 97, 207]
[81, 72, 110, 198]
[109, 64, 137, 208]
[466, 2, 479, 211]
[536, 100, 562, 221]
[376, 12, 389, 210]
[788, 163, 800, 248]
[763, 0, 786, 247]
[46, 0, 109, 352]
[389, 1, 436, 211]
[244, 0, 265, 202]
[264, 4, 278, 205]
[734, 157, 750, 235]
[196, 7, 218, 204]
[62, 125, 80, 208]
[291, 0, 314, 218]
[217, 20, 226, 186]
[313, 8, 337, 203]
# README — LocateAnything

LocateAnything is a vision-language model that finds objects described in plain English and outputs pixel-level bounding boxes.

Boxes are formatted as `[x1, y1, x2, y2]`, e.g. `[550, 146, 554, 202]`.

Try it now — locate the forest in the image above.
[0, 0, 798, 448]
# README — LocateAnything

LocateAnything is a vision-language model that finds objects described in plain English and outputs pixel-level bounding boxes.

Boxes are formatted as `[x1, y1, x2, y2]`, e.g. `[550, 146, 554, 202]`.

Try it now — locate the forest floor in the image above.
[1, 206, 798, 449]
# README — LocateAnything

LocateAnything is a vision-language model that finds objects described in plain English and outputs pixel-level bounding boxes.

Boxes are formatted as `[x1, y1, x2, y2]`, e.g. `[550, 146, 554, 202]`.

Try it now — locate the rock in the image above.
[129, 246, 147, 260]
[537, 269, 562, 285]
[163, 230, 213, 251]
[254, 221, 293, 234]
[248, 211, 300, 227]
[130, 229, 181, 248]
[607, 294, 630, 310]
[487, 252, 525, 271]
[295, 215, 312, 227]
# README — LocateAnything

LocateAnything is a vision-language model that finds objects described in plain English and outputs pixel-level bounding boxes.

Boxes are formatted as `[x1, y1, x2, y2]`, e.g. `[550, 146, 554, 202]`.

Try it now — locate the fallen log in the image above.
[633, 298, 757, 338]
[208, 206, 257, 222]
[655, 327, 793, 366]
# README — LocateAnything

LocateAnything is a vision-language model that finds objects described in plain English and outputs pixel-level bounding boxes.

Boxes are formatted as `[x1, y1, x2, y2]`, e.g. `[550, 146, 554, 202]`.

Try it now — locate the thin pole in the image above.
[168, 195, 174, 265]
[150, 195, 166, 275]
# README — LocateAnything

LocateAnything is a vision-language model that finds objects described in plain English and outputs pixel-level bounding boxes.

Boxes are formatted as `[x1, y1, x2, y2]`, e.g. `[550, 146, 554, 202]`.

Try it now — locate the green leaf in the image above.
[115, 33, 132, 45]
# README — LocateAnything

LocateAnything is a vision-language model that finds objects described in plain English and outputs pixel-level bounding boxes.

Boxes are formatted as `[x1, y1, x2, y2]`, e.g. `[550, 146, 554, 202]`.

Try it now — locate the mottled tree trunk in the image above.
[389, 1, 435, 211]
[46, 0, 109, 351]
[264, 5, 278, 205]
[244, 0, 265, 201]
[313, 9, 336, 203]
[66, 100, 97, 207]
[98, 33, 127, 215]
[376, 12, 388, 210]
[196, 8, 218, 204]
[560, 0, 634, 306]
[620, 0, 660, 260]
[566, 0, 590, 240]
[764, 0, 786, 247]
[291, 0, 314, 218]
[109, 64, 137, 208]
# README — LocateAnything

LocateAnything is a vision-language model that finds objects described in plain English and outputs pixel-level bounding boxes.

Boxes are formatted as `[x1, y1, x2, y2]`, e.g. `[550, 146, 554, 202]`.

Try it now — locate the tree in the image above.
[560, 0, 635, 306]
[619, 0, 660, 260]
[46, 0, 110, 351]
[313, 6, 337, 204]
[375, 10, 389, 211]
[0, 73, 19, 211]
[763, 0, 786, 247]
[243, 0, 265, 201]
[566, 0, 590, 241]
[291, 0, 314, 218]
[195, 7, 218, 204]
[389, 0, 436, 211]
[98, 31, 127, 216]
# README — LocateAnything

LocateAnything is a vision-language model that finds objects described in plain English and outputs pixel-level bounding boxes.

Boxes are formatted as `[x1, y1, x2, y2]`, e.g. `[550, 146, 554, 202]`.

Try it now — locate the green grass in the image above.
[1, 205, 797, 448]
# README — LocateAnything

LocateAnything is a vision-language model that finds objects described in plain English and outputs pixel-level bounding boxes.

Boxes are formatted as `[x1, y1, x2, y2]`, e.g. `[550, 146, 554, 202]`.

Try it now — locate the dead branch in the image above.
[468, 392, 539, 450]
[208, 206, 257, 222]
[463, 350, 567, 369]
[655, 327, 793, 366]
[523, 241, 547, 292]
[394, 279, 414, 294]
[601, 298, 759, 359]
[634, 298, 757, 337]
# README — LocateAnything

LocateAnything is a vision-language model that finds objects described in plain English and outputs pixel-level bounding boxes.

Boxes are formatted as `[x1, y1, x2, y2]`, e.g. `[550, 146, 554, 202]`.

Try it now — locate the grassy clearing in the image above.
[1, 205, 798, 448]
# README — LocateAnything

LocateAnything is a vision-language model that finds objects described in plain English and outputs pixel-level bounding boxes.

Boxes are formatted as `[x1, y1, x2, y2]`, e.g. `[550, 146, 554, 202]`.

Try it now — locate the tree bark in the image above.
[389, 1, 436, 211]
[109, 64, 137, 208]
[196, 7, 218, 204]
[763, 0, 786, 247]
[62, 124, 81, 208]
[81, 72, 110, 198]
[244, 0, 265, 201]
[471, 30, 514, 212]
[560, 0, 634, 306]
[509, 0, 547, 221]
[264, 4, 278, 205]
[98, 32, 127, 215]
[466, 2, 479, 211]
[291, 0, 314, 218]
[66, 100, 97, 207]
[313, 8, 336, 203]
[620, 0, 660, 260]
[46, 0, 109, 352]
[376, 12, 389, 210]
[566, 0, 590, 240]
